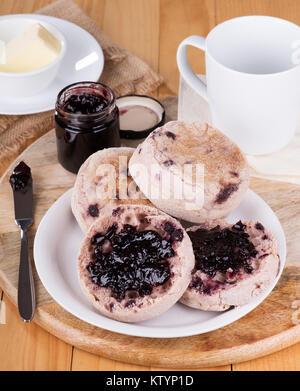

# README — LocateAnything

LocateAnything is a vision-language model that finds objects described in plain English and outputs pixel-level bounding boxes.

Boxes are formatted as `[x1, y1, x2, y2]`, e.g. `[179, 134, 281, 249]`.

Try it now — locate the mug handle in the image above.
[176, 35, 208, 102]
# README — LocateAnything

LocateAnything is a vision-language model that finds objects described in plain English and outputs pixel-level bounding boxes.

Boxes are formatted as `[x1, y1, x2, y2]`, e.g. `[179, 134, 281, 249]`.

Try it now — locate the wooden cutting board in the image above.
[0, 129, 300, 368]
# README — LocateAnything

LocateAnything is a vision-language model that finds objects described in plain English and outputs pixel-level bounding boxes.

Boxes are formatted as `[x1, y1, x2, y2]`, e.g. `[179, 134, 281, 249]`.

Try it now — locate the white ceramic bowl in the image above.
[0, 17, 66, 98]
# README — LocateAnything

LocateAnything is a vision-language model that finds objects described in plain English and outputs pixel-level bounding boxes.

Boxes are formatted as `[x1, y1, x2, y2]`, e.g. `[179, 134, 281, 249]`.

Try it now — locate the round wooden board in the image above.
[1, 129, 300, 368]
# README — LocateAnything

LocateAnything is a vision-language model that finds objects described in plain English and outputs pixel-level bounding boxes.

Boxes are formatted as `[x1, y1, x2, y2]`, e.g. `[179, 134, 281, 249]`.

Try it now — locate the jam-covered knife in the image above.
[9, 161, 35, 322]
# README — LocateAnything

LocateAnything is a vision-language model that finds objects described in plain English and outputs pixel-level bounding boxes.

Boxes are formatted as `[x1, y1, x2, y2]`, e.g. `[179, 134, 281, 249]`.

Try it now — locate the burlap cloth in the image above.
[0, 0, 163, 175]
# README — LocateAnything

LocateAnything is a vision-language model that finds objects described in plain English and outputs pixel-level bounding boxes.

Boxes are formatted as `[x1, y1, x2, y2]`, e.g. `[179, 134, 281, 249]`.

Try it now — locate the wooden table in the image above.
[0, 0, 300, 371]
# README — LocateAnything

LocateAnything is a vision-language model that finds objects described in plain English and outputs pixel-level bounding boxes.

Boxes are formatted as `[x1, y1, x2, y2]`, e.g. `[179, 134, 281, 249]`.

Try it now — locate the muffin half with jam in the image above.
[78, 205, 194, 322]
[181, 220, 280, 311]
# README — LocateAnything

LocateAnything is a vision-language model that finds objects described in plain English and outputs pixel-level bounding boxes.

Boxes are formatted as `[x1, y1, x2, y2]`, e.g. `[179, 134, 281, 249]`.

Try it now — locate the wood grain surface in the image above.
[0, 0, 300, 371]
[1, 129, 300, 369]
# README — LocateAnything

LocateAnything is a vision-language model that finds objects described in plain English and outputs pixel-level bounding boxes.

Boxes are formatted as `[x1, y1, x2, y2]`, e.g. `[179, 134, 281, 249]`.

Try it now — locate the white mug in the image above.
[177, 16, 300, 155]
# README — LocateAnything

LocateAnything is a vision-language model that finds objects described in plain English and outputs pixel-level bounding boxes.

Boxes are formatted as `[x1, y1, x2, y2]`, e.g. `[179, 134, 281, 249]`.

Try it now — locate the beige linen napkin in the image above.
[179, 75, 300, 185]
[0, 0, 163, 175]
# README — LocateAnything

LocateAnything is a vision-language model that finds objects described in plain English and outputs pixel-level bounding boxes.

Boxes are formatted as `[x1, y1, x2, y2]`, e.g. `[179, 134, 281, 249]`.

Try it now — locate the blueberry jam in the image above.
[187, 221, 258, 278]
[9, 161, 31, 191]
[63, 93, 109, 115]
[55, 82, 120, 174]
[87, 224, 175, 300]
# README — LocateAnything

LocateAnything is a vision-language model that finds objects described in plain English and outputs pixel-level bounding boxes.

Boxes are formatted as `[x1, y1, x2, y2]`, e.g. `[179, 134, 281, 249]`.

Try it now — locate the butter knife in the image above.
[9, 161, 35, 322]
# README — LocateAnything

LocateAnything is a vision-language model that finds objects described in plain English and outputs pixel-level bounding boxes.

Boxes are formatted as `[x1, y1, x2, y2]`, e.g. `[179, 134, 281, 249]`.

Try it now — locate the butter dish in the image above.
[0, 16, 66, 97]
[0, 14, 104, 114]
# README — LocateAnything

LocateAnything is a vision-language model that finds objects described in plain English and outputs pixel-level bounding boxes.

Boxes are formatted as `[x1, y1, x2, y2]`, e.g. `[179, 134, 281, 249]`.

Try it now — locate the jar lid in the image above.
[116, 95, 165, 139]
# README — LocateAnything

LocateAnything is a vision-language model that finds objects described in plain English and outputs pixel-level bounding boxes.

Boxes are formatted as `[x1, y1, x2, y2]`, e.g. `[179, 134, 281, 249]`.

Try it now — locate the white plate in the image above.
[34, 188, 286, 338]
[0, 14, 104, 115]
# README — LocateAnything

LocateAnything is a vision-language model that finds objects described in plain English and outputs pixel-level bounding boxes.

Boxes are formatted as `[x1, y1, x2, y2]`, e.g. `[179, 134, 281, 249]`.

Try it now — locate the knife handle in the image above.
[18, 228, 36, 322]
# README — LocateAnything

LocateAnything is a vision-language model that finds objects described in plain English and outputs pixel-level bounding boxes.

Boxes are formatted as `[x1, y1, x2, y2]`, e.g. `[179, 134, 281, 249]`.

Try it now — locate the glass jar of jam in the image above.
[55, 82, 120, 173]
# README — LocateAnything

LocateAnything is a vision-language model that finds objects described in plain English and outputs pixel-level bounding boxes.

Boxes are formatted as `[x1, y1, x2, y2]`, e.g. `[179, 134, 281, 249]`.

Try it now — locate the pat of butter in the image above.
[0, 23, 61, 73]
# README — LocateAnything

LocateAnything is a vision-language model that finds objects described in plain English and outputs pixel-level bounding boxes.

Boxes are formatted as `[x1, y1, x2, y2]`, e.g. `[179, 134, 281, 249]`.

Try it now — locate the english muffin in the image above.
[78, 204, 195, 322]
[129, 121, 250, 223]
[181, 220, 280, 311]
[71, 147, 152, 232]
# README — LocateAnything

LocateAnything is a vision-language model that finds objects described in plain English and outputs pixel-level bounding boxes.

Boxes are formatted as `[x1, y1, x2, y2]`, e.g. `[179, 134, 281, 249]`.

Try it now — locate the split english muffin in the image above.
[78, 204, 195, 322]
[129, 121, 250, 223]
[181, 220, 280, 311]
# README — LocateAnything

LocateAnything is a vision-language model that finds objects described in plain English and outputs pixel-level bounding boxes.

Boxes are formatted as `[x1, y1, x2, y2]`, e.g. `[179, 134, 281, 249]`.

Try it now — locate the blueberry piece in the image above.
[88, 204, 99, 217]
[215, 183, 239, 204]
[166, 131, 176, 140]
[255, 222, 264, 231]
[163, 159, 174, 167]
[91, 233, 105, 245]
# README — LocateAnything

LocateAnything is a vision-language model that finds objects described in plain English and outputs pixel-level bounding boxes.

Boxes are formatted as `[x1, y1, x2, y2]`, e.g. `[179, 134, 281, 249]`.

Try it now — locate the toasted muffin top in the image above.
[145, 121, 248, 185]
[72, 147, 152, 232]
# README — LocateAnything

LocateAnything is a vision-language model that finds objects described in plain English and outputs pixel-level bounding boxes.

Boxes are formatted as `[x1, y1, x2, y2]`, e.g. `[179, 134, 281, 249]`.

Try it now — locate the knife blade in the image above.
[9, 161, 35, 322]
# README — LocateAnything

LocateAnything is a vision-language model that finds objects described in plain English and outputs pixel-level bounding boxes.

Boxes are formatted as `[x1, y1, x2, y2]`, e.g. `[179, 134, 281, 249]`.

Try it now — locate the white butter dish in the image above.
[0, 17, 66, 98]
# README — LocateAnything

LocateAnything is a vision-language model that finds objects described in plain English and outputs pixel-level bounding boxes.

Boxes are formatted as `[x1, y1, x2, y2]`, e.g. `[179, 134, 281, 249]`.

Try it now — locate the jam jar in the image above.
[55, 82, 120, 173]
